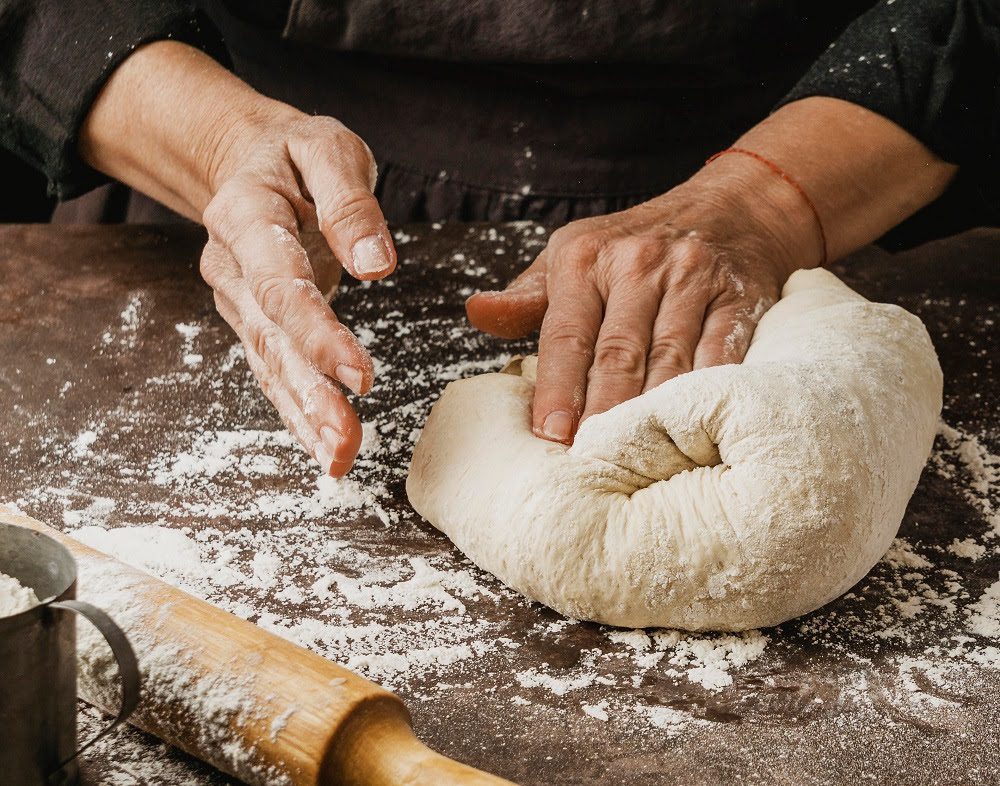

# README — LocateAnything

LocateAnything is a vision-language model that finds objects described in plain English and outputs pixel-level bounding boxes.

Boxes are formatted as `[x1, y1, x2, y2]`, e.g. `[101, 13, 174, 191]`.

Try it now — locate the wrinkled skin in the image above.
[198, 113, 396, 476]
[466, 178, 806, 444]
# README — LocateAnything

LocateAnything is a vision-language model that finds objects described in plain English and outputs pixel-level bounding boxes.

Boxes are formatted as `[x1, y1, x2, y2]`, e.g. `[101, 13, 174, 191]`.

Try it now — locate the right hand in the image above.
[80, 42, 397, 477]
[200, 107, 396, 477]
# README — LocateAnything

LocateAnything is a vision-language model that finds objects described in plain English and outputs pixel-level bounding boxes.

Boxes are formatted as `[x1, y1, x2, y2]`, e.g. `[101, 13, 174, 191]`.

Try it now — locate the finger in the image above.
[581, 280, 661, 421]
[693, 295, 771, 370]
[301, 231, 343, 302]
[465, 252, 549, 339]
[531, 258, 603, 444]
[204, 242, 364, 471]
[641, 288, 708, 393]
[203, 189, 374, 394]
[215, 286, 363, 477]
[287, 129, 396, 281]
[214, 292, 317, 447]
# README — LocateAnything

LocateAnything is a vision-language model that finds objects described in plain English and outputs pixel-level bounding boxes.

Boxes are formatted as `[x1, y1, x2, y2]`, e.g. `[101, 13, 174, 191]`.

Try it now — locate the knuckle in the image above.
[247, 324, 271, 366]
[550, 229, 601, 267]
[341, 130, 375, 168]
[300, 118, 375, 174]
[318, 187, 377, 231]
[254, 364, 276, 399]
[544, 321, 595, 360]
[616, 236, 664, 266]
[593, 336, 646, 376]
[199, 250, 221, 286]
[672, 233, 713, 262]
[297, 322, 334, 369]
[254, 275, 293, 324]
[547, 224, 574, 246]
[211, 292, 231, 322]
[302, 114, 349, 139]
[647, 337, 690, 374]
[200, 242, 237, 291]
[668, 238, 714, 280]
[205, 182, 293, 246]
[563, 233, 603, 262]
[249, 323, 282, 375]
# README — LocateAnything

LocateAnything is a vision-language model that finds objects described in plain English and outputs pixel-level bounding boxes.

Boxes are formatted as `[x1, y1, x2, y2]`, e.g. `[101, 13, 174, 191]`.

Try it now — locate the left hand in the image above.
[466, 161, 819, 444]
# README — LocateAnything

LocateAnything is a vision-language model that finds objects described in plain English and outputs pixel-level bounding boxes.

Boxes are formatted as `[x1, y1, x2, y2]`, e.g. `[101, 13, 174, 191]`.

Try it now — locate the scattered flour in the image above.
[605, 629, 769, 692]
[949, 537, 987, 561]
[641, 705, 701, 737]
[967, 577, 1000, 638]
[935, 422, 1000, 534]
[101, 292, 145, 350]
[6, 226, 1000, 783]
[517, 669, 605, 697]
[72, 525, 241, 594]
[62, 495, 116, 528]
[582, 701, 609, 721]
[71, 429, 100, 457]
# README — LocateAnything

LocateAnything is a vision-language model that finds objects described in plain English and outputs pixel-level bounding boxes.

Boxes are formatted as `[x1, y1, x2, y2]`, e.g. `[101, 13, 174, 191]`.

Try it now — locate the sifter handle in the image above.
[48, 600, 141, 775]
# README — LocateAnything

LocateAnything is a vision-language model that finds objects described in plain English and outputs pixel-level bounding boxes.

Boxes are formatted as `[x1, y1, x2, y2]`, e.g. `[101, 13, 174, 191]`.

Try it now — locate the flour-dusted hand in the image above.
[467, 96, 958, 445]
[466, 156, 822, 444]
[199, 111, 396, 477]
[79, 42, 398, 476]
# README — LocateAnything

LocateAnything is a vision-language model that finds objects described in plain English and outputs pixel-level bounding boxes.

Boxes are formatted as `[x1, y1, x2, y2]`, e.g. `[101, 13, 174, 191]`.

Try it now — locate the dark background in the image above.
[1, 146, 995, 251]
[1, 150, 55, 222]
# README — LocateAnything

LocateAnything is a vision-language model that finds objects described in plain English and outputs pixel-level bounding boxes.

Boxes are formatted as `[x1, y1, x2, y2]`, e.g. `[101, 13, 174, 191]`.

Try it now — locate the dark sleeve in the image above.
[0, 1, 228, 200]
[777, 0, 1000, 169]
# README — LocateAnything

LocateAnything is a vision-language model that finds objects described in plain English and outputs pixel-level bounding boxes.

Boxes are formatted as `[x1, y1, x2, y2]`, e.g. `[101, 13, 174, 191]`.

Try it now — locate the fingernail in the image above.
[322, 425, 354, 463]
[336, 364, 364, 394]
[540, 410, 573, 443]
[314, 441, 333, 474]
[352, 235, 391, 276]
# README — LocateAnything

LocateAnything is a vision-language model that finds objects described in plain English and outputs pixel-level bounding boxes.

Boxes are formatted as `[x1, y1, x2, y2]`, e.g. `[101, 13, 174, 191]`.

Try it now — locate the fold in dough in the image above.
[407, 269, 943, 630]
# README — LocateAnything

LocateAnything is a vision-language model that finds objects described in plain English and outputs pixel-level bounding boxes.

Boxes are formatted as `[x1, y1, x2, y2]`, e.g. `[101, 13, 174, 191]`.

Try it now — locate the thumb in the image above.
[288, 127, 396, 281]
[466, 253, 549, 339]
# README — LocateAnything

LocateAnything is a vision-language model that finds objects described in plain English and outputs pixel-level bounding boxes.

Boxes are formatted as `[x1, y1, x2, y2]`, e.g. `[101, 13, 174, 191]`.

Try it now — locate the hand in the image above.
[200, 108, 396, 477]
[80, 42, 397, 476]
[466, 157, 821, 444]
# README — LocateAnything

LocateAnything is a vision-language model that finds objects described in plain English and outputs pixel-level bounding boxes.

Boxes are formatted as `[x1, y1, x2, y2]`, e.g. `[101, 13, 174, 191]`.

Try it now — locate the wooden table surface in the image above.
[1, 223, 998, 785]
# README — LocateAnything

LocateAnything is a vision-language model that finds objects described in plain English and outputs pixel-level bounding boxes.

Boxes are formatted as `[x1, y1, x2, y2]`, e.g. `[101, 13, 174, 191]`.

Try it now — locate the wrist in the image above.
[80, 41, 300, 218]
[671, 153, 824, 278]
[731, 98, 957, 262]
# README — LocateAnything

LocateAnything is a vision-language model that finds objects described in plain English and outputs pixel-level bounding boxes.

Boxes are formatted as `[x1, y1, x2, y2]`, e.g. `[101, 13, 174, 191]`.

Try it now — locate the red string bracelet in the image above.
[705, 147, 828, 267]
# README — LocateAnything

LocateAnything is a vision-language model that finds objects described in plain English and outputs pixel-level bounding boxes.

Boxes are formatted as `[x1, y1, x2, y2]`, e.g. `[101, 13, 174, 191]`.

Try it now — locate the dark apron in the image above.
[54, 1, 873, 225]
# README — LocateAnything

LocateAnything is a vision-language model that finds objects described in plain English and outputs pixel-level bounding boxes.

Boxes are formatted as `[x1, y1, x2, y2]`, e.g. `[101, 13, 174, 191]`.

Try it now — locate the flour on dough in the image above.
[407, 269, 943, 631]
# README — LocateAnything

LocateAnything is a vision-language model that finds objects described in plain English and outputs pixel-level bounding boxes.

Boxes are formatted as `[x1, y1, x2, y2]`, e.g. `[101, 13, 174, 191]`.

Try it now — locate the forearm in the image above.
[79, 40, 295, 221]
[668, 94, 954, 273]
[720, 96, 957, 264]
[761, 0, 1000, 252]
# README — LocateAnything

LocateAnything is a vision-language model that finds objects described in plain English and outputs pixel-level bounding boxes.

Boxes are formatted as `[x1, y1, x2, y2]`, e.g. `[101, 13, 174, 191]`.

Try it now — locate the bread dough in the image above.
[407, 269, 942, 630]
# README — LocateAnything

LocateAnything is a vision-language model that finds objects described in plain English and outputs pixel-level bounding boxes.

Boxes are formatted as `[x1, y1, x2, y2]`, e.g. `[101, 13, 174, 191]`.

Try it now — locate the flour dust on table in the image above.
[409, 269, 943, 630]
[3, 223, 999, 784]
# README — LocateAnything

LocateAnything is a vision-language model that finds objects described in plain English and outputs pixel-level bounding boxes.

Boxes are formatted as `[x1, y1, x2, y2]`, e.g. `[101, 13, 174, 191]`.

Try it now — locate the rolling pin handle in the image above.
[321, 696, 518, 786]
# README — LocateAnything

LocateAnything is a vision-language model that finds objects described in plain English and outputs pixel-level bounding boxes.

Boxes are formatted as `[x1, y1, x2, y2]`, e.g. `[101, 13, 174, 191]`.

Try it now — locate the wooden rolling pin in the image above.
[2, 512, 515, 786]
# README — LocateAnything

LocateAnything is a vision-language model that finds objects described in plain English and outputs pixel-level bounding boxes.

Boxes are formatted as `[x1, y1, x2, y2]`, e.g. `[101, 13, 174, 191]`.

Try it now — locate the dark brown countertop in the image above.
[1, 223, 998, 785]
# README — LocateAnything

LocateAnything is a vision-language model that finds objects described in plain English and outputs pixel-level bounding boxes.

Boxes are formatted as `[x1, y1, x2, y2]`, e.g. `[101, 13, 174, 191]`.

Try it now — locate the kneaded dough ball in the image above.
[407, 269, 942, 631]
